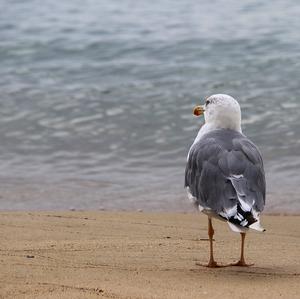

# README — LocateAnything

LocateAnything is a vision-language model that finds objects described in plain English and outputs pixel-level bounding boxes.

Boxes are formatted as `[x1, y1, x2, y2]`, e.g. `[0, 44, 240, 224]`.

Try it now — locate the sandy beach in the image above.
[0, 211, 299, 299]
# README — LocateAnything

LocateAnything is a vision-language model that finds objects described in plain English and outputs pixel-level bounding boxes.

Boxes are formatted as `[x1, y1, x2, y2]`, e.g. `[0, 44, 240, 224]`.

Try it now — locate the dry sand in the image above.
[0, 211, 299, 299]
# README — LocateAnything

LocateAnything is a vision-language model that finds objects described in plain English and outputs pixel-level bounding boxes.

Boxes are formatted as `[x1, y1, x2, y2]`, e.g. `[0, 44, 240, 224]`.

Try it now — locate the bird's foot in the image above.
[230, 260, 254, 267]
[195, 260, 228, 268]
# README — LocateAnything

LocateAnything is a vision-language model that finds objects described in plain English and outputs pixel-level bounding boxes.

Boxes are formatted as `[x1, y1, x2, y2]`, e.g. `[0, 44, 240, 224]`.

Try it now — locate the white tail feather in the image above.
[249, 221, 266, 232]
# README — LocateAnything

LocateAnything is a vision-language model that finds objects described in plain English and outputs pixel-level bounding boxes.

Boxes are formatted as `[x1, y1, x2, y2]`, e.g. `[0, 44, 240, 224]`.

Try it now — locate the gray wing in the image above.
[185, 129, 265, 227]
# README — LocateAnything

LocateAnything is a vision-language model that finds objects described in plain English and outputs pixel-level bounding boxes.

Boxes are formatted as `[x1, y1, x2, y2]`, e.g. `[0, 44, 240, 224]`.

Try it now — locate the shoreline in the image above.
[1, 208, 300, 216]
[0, 211, 299, 298]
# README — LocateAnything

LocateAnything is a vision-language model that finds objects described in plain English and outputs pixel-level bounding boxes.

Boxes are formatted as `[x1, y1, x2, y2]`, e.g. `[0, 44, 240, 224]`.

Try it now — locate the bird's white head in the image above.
[194, 94, 242, 132]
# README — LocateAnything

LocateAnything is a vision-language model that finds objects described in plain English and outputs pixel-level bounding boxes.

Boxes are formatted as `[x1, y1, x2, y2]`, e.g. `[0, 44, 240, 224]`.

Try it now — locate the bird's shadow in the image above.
[190, 263, 299, 280]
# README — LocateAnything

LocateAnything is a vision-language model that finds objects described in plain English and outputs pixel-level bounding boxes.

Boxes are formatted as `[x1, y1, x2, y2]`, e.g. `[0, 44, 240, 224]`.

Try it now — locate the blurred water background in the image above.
[0, 0, 299, 212]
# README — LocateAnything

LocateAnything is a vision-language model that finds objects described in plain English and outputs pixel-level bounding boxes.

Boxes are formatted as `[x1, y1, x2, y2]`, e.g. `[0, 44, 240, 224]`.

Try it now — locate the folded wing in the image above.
[185, 129, 265, 229]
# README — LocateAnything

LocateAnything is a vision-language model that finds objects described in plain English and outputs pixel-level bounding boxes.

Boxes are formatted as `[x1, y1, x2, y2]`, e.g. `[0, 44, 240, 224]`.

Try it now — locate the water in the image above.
[0, 0, 299, 212]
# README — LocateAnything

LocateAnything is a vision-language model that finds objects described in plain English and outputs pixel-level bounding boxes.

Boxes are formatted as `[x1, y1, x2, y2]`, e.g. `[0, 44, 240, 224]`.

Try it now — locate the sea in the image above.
[0, 0, 299, 212]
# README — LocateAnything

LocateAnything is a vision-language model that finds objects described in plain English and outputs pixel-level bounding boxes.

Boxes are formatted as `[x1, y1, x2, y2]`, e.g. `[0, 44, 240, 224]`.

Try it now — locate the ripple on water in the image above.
[0, 0, 299, 211]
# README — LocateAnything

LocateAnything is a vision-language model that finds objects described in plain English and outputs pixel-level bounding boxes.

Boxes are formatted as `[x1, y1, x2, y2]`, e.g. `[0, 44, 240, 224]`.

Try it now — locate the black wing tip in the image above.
[227, 204, 258, 228]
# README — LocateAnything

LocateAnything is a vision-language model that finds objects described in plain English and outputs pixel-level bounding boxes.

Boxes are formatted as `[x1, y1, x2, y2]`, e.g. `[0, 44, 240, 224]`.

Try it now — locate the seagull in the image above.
[185, 94, 266, 268]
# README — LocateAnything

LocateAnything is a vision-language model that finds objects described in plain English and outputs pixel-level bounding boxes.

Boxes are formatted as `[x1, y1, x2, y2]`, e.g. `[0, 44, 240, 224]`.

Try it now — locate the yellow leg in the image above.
[207, 218, 218, 267]
[231, 233, 253, 267]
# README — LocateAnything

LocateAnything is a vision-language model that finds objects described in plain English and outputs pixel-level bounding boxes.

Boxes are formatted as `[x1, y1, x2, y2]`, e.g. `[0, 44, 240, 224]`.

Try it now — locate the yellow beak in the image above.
[193, 105, 205, 116]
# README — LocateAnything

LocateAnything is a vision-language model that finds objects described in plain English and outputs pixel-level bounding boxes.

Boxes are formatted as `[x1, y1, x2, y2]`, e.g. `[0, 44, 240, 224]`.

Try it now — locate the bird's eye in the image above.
[205, 100, 211, 105]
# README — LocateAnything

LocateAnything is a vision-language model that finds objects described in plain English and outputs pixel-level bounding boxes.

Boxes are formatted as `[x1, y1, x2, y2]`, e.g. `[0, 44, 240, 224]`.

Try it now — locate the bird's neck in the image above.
[196, 122, 242, 142]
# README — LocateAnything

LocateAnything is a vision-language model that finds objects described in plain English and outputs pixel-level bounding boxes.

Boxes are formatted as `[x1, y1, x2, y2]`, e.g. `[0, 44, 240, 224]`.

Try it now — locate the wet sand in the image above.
[0, 211, 299, 298]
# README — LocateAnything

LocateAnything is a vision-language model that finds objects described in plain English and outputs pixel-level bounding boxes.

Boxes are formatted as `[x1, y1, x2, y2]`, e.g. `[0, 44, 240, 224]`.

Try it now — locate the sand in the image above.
[0, 211, 299, 299]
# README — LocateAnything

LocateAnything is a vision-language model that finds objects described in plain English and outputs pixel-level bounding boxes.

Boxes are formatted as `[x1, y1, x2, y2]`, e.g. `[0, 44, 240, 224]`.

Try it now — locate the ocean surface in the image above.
[0, 0, 299, 212]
